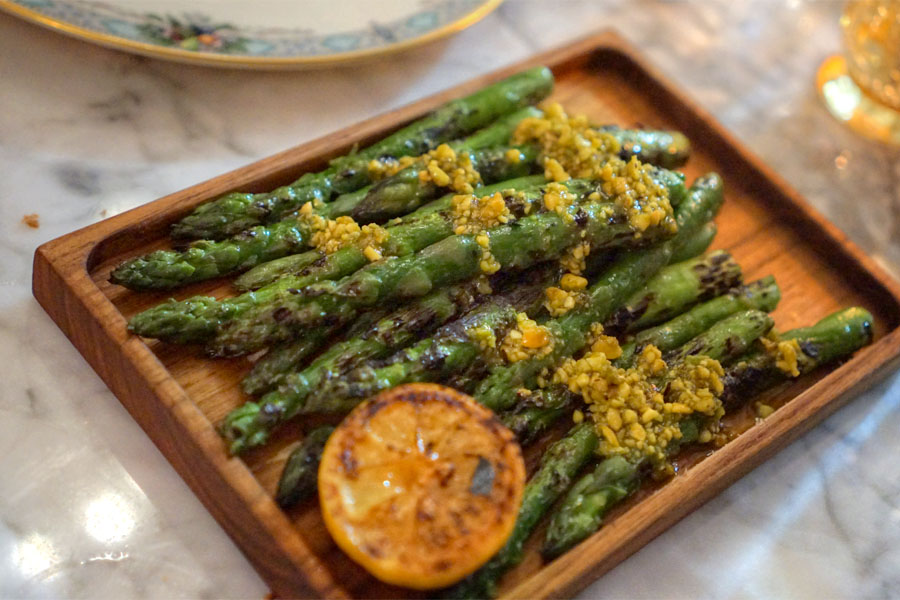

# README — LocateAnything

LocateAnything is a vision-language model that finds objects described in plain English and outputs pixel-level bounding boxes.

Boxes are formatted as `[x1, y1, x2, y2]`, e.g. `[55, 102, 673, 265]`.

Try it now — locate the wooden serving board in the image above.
[33, 31, 900, 599]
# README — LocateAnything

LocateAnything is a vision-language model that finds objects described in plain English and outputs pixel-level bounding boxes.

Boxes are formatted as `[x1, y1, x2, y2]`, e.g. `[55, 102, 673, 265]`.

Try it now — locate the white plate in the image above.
[0, 0, 502, 68]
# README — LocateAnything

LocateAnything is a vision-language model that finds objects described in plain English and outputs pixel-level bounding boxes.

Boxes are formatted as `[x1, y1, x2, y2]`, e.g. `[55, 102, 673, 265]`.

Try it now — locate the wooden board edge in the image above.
[505, 329, 900, 599]
[31, 242, 349, 599]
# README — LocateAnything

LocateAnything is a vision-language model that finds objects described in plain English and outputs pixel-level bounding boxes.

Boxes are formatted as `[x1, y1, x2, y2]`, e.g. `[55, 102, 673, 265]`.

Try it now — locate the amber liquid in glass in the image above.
[842, 1, 900, 111]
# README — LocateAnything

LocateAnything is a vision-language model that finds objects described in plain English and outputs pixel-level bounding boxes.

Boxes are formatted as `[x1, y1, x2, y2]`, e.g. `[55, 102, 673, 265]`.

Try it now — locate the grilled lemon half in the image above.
[318, 383, 525, 590]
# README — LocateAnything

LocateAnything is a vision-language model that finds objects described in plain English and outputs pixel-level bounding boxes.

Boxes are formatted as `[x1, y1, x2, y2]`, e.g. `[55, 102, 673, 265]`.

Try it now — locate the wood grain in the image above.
[32, 30, 900, 599]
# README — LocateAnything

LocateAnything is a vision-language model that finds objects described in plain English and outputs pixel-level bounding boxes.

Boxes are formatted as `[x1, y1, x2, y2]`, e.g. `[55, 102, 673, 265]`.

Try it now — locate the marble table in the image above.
[2, 0, 899, 597]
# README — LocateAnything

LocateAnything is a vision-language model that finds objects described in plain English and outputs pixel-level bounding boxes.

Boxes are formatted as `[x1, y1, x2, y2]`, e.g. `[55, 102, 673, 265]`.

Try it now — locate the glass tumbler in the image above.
[818, 0, 900, 145]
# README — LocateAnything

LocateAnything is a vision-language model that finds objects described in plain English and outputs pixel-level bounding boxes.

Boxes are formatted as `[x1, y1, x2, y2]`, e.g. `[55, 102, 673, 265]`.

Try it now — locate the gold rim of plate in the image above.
[0, 0, 504, 70]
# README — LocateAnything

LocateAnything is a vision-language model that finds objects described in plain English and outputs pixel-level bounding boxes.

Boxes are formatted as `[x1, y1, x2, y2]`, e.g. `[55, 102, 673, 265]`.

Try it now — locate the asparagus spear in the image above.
[542, 455, 642, 559]
[541, 423, 697, 559]
[171, 67, 554, 240]
[210, 170, 687, 356]
[444, 423, 598, 600]
[500, 386, 576, 444]
[473, 173, 724, 413]
[127, 176, 546, 344]
[348, 144, 541, 223]
[615, 276, 781, 367]
[241, 305, 390, 395]
[111, 219, 314, 290]
[275, 426, 334, 508]
[670, 221, 716, 264]
[541, 307, 874, 559]
[223, 275, 505, 453]
[664, 309, 774, 365]
[601, 126, 692, 169]
[721, 307, 874, 409]
[603, 250, 742, 335]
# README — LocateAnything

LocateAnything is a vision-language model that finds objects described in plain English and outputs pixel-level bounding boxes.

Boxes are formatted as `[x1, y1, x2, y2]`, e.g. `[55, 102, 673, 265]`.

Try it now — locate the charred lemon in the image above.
[318, 383, 525, 590]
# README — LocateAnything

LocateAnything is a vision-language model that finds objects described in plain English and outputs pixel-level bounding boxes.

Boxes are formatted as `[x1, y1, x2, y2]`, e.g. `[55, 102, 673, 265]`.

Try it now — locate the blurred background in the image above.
[1, 1, 899, 598]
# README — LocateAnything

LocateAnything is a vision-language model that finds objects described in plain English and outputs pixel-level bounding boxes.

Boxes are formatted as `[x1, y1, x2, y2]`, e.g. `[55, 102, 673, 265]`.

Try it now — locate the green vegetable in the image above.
[127, 176, 546, 343]
[349, 144, 541, 224]
[275, 426, 334, 508]
[111, 219, 313, 291]
[721, 306, 874, 409]
[291, 269, 553, 416]
[500, 251, 748, 445]
[615, 276, 781, 367]
[600, 126, 692, 169]
[454, 301, 775, 597]
[223, 277, 497, 454]
[209, 172, 686, 357]
[542, 417, 703, 559]
[603, 250, 742, 335]
[233, 175, 546, 291]
[444, 423, 598, 599]
[670, 222, 716, 264]
[541, 455, 640, 559]
[111, 112, 544, 291]
[351, 123, 693, 223]
[499, 386, 576, 444]
[664, 309, 774, 366]
[241, 306, 390, 396]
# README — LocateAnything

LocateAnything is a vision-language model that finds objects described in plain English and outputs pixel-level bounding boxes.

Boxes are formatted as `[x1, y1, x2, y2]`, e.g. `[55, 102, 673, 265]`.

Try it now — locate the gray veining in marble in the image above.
[1, 0, 899, 598]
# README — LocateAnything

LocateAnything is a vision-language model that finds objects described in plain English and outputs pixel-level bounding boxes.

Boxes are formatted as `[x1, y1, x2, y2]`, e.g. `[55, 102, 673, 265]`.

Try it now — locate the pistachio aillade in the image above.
[473, 172, 725, 413]
[540, 307, 874, 559]
[499, 257, 758, 445]
[599, 125, 692, 169]
[352, 122, 692, 224]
